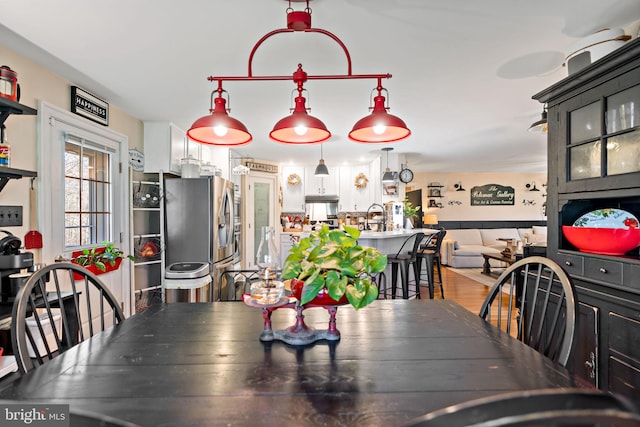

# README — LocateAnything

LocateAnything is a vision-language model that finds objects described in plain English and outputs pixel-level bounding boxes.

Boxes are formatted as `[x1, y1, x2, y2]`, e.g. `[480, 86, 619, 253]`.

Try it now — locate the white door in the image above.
[38, 102, 131, 315]
[242, 171, 279, 270]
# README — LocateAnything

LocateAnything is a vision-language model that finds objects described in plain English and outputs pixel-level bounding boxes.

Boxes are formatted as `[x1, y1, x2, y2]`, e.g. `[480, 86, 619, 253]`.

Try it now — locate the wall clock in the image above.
[399, 167, 414, 183]
[128, 148, 144, 172]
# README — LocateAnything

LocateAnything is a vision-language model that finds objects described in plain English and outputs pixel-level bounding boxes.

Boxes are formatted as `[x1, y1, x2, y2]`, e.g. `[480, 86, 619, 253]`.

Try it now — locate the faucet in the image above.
[365, 203, 386, 231]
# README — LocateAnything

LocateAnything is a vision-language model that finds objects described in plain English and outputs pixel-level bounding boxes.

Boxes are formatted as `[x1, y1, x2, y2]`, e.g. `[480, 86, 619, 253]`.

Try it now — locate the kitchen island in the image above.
[280, 228, 438, 259]
[357, 228, 438, 254]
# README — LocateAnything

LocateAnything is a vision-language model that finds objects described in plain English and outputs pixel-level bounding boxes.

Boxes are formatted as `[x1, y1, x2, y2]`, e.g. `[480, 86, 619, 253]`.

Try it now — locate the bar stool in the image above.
[385, 232, 425, 299]
[417, 229, 446, 299]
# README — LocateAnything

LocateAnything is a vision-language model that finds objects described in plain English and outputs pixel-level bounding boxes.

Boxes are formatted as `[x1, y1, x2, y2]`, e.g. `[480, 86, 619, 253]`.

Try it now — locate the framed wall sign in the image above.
[470, 184, 515, 206]
[71, 86, 109, 126]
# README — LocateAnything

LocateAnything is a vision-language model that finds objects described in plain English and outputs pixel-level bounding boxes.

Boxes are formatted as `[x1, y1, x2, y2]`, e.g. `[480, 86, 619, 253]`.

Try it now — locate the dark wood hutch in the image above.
[533, 37, 640, 400]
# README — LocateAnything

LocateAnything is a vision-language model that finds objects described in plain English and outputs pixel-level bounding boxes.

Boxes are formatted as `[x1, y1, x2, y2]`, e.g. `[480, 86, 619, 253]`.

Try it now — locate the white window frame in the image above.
[38, 101, 132, 315]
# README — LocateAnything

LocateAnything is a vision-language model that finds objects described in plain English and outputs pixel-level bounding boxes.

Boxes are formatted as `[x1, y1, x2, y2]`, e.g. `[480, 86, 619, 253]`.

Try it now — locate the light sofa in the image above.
[441, 226, 547, 268]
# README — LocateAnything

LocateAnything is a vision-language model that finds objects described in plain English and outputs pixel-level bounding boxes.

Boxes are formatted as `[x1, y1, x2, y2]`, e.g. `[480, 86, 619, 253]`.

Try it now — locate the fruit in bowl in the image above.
[562, 226, 640, 255]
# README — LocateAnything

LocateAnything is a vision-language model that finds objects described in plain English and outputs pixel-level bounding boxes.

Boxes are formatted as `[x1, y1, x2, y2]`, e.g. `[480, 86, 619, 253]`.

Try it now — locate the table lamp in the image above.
[423, 214, 438, 229]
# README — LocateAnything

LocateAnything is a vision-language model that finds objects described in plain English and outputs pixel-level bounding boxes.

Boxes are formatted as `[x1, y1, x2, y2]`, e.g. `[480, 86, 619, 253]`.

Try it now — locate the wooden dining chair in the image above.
[478, 256, 578, 367]
[11, 262, 124, 374]
[403, 388, 640, 427]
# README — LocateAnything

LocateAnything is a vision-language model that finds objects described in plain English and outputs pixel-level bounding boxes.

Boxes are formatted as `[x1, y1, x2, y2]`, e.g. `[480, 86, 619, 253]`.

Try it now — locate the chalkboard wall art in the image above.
[471, 184, 515, 206]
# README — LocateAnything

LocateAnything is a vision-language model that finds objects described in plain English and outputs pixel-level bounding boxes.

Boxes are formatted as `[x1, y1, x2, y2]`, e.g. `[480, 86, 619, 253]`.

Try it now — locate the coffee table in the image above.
[481, 252, 518, 277]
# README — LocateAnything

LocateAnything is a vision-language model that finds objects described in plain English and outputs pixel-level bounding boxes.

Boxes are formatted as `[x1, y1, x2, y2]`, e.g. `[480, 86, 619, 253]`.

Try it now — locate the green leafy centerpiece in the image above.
[250, 224, 387, 346]
[282, 224, 386, 309]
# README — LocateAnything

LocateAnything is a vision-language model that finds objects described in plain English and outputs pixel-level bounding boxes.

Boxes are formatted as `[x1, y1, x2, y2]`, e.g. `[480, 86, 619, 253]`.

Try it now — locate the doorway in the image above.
[242, 170, 279, 269]
[38, 102, 131, 315]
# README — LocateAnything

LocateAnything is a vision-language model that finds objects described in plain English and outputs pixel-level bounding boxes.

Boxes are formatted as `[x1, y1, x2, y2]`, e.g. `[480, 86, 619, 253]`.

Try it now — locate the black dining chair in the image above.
[478, 256, 578, 367]
[11, 262, 125, 374]
[403, 388, 640, 427]
[381, 232, 425, 299]
[416, 229, 446, 299]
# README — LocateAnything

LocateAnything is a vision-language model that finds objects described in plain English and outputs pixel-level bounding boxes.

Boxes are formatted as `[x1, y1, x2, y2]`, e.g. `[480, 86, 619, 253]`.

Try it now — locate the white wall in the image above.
[408, 171, 548, 221]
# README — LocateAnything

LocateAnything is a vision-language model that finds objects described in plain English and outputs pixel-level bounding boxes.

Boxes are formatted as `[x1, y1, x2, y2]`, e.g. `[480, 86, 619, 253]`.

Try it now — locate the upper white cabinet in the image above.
[143, 121, 187, 174]
[339, 165, 371, 212]
[200, 145, 230, 178]
[281, 166, 306, 212]
[305, 167, 339, 195]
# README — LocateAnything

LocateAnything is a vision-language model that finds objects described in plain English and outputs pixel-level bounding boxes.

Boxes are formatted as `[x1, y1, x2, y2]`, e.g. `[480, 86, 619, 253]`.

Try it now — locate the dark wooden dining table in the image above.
[0, 299, 577, 426]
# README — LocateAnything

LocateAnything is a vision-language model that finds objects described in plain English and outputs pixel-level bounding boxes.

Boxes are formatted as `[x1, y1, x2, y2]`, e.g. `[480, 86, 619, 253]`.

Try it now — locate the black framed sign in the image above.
[470, 184, 515, 206]
[71, 86, 109, 126]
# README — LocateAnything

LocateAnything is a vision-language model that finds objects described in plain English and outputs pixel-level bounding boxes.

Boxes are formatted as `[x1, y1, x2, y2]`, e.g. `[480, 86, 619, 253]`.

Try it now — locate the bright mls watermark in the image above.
[0, 404, 69, 426]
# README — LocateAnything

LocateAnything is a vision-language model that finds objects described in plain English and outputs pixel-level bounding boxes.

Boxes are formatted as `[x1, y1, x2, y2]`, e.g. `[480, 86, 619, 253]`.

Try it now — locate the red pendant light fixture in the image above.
[189, 0, 409, 146]
[349, 82, 411, 143]
[270, 65, 331, 144]
[187, 83, 252, 146]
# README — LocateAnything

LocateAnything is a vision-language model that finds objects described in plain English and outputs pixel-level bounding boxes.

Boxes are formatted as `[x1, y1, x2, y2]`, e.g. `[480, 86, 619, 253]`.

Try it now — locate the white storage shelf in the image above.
[131, 179, 164, 296]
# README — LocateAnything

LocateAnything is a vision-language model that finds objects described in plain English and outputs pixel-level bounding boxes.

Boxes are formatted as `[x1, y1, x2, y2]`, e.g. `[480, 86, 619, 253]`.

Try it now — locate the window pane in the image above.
[606, 85, 640, 133]
[570, 102, 601, 144]
[607, 131, 640, 175]
[65, 148, 81, 178]
[570, 142, 601, 180]
[65, 177, 80, 211]
[64, 140, 113, 249]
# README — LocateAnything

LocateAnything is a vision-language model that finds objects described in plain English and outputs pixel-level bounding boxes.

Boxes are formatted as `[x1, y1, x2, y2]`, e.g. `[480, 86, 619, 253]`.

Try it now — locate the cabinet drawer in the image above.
[556, 253, 583, 276]
[608, 356, 640, 402]
[584, 258, 623, 285]
[609, 312, 640, 363]
[623, 263, 640, 290]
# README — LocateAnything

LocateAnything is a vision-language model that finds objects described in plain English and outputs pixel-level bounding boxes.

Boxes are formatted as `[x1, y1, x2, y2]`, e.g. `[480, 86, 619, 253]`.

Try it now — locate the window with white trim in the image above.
[64, 134, 115, 248]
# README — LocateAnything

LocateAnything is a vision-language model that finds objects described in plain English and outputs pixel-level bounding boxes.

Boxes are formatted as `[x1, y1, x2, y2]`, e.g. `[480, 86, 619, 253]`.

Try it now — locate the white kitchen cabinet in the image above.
[281, 166, 306, 212]
[200, 144, 230, 177]
[305, 167, 339, 195]
[143, 121, 188, 174]
[339, 165, 371, 212]
[280, 233, 301, 267]
[370, 156, 382, 205]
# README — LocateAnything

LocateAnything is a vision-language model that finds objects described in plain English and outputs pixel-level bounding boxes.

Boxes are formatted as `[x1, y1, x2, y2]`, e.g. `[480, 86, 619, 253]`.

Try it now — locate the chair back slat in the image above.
[11, 262, 125, 374]
[478, 256, 578, 367]
[403, 388, 640, 427]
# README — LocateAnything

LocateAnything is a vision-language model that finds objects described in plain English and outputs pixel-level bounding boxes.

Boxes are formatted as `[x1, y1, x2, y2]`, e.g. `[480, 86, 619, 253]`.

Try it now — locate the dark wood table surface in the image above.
[0, 300, 577, 426]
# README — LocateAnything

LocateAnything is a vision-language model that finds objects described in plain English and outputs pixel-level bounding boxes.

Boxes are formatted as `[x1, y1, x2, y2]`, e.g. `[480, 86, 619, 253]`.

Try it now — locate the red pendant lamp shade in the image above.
[190, 2, 409, 146]
[270, 95, 331, 144]
[349, 93, 411, 143]
[187, 96, 252, 146]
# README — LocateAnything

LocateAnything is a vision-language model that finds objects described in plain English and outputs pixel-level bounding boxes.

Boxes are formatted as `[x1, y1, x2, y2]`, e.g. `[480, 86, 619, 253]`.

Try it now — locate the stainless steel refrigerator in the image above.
[163, 176, 235, 301]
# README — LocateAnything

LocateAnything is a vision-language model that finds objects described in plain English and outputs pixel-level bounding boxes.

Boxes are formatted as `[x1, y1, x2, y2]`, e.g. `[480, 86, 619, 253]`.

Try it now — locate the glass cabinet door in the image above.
[567, 84, 640, 182]
[569, 102, 602, 180]
[605, 85, 640, 176]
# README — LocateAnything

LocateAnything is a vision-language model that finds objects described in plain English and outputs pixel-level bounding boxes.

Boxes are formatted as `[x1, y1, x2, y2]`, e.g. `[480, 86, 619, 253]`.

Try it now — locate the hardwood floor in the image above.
[428, 266, 492, 314]
[378, 264, 520, 332]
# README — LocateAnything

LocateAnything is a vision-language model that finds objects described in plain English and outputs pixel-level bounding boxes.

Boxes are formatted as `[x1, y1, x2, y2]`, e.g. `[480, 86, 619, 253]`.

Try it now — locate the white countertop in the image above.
[358, 228, 438, 239]
[281, 228, 438, 238]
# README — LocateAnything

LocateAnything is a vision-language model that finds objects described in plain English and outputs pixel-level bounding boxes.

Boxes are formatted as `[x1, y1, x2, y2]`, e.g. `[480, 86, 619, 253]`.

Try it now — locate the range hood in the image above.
[305, 195, 339, 203]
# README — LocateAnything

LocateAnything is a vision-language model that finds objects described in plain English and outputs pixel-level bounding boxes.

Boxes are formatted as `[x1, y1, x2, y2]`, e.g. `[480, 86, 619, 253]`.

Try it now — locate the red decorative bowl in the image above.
[562, 226, 640, 255]
[290, 279, 348, 306]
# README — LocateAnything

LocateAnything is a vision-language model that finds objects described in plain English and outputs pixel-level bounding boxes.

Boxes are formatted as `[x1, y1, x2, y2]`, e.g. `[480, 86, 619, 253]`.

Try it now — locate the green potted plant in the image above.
[403, 196, 421, 227]
[71, 241, 134, 277]
[282, 224, 387, 310]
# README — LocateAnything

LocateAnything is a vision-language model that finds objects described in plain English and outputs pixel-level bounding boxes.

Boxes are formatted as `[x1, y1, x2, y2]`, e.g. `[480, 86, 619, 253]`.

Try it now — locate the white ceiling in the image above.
[2, 0, 640, 173]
